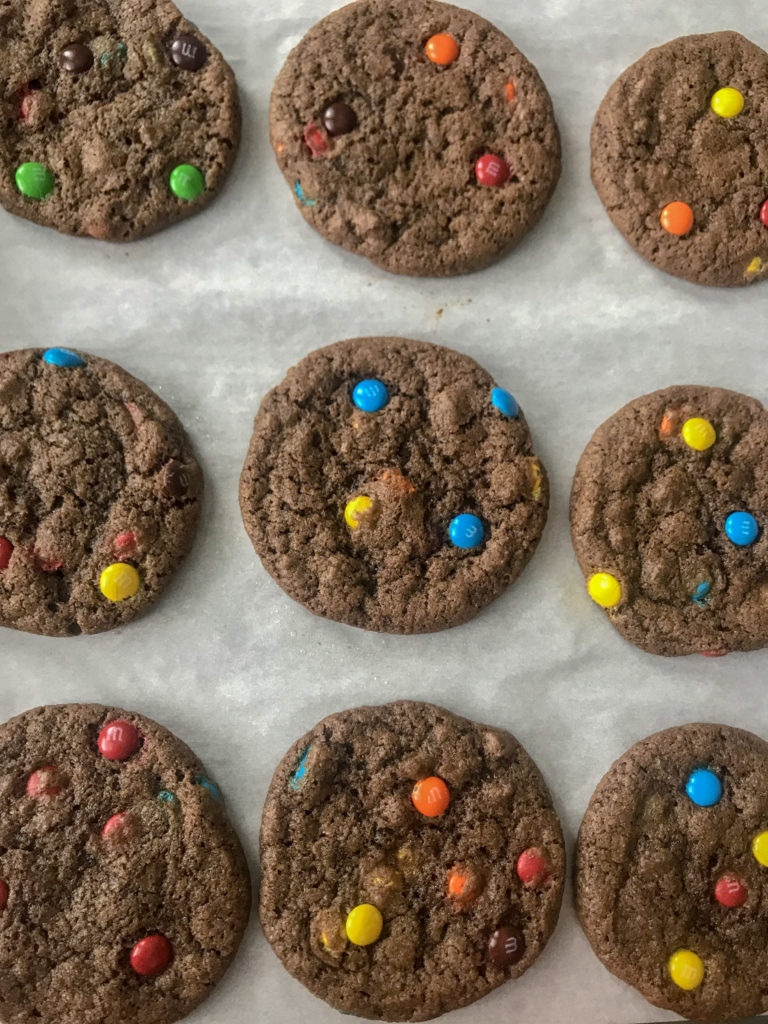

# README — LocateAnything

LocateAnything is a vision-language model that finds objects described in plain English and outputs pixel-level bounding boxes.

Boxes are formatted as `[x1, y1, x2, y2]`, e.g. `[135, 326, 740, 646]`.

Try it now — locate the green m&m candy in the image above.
[15, 162, 54, 200]
[169, 164, 205, 201]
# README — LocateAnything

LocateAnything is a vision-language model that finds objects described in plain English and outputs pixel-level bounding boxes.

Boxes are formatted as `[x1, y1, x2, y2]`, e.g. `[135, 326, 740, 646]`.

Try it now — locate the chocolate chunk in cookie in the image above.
[0, 0, 239, 240]
[260, 701, 564, 1021]
[0, 348, 202, 636]
[239, 336, 548, 634]
[0, 703, 251, 1024]
[270, 0, 560, 276]
[570, 385, 768, 656]
[576, 723, 768, 1023]
[592, 32, 768, 287]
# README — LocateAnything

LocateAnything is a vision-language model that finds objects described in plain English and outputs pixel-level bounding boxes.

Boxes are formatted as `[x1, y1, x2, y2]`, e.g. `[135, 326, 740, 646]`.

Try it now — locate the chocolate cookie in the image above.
[0, 0, 239, 241]
[0, 703, 251, 1024]
[0, 347, 202, 637]
[270, 0, 560, 276]
[239, 336, 548, 634]
[592, 31, 768, 287]
[576, 723, 768, 1024]
[570, 385, 768, 657]
[260, 701, 565, 1021]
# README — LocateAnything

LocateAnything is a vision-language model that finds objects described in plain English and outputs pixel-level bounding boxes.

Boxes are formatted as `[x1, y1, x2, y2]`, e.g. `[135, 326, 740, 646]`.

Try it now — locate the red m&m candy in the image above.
[113, 531, 138, 557]
[26, 765, 64, 798]
[98, 720, 141, 761]
[130, 934, 173, 977]
[303, 123, 328, 158]
[715, 873, 747, 908]
[516, 847, 553, 887]
[475, 154, 510, 188]
[760, 199, 768, 228]
[0, 880, 9, 912]
[0, 537, 12, 570]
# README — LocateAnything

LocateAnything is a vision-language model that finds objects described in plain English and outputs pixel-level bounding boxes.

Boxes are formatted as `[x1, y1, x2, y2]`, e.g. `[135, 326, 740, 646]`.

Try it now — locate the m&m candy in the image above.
[196, 776, 222, 801]
[752, 830, 768, 867]
[691, 581, 710, 607]
[681, 417, 715, 451]
[761, 199, 768, 228]
[345, 495, 374, 529]
[446, 863, 482, 907]
[587, 572, 621, 609]
[43, 348, 85, 368]
[724, 511, 758, 547]
[26, 765, 63, 798]
[322, 102, 357, 137]
[516, 847, 552, 887]
[714, 873, 747, 907]
[289, 746, 311, 792]
[102, 812, 131, 840]
[425, 34, 459, 66]
[99, 563, 140, 602]
[0, 538, 12, 570]
[449, 514, 484, 549]
[491, 387, 518, 418]
[345, 904, 383, 945]
[98, 720, 141, 761]
[412, 776, 450, 817]
[487, 926, 525, 967]
[130, 934, 173, 977]
[0, 881, 9, 912]
[169, 164, 205, 201]
[157, 790, 179, 806]
[710, 87, 744, 118]
[660, 202, 694, 236]
[685, 768, 722, 807]
[15, 162, 54, 200]
[668, 949, 704, 990]
[352, 379, 389, 412]
[475, 154, 510, 188]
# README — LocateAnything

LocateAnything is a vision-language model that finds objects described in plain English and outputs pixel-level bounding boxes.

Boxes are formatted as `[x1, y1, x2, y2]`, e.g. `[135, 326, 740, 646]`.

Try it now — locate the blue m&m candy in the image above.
[491, 387, 519, 419]
[43, 347, 85, 368]
[449, 514, 485, 549]
[196, 776, 222, 801]
[724, 511, 759, 547]
[685, 768, 722, 807]
[352, 379, 389, 413]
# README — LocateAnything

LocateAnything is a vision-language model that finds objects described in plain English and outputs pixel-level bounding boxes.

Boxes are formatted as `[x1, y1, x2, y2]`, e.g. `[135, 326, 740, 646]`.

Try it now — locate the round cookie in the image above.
[576, 723, 768, 1023]
[260, 701, 565, 1021]
[239, 336, 548, 634]
[270, 0, 560, 276]
[570, 385, 768, 657]
[0, 347, 202, 637]
[0, 703, 251, 1024]
[0, 0, 239, 241]
[592, 32, 768, 287]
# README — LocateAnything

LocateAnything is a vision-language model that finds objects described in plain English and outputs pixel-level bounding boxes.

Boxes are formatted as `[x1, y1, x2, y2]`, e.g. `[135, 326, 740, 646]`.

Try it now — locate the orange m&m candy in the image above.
[412, 776, 450, 817]
[660, 201, 694, 236]
[425, 34, 459, 66]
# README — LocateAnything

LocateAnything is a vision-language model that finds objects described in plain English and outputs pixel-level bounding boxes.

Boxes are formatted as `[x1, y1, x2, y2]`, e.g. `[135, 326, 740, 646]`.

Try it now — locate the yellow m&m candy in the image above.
[668, 949, 704, 991]
[752, 830, 768, 867]
[345, 904, 383, 946]
[344, 495, 373, 529]
[99, 563, 140, 602]
[711, 87, 744, 118]
[681, 417, 716, 452]
[587, 572, 622, 609]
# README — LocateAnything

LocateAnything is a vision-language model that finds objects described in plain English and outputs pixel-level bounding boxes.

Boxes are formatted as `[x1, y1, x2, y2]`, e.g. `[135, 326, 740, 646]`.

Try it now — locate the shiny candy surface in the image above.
[587, 572, 621, 608]
[761, 199, 768, 228]
[711, 87, 744, 118]
[714, 873, 747, 907]
[43, 347, 85, 368]
[685, 768, 722, 807]
[475, 153, 510, 187]
[411, 776, 450, 817]
[345, 904, 383, 946]
[0, 538, 12, 570]
[352, 379, 389, 412]
[0, 881, 8, 912]
[344, 496, 373, 529]
[425, 34, 459, 66]
[169, 164, 205, 201]
[668, 949, 704, 990]
[491, 387, 518, 418]
[681, 417, 716, 451]
[660, 201, 694, 236]
[99, 563, 140, 602]
[15, 162, 54, 200]
[322, 102, 357, 136]
[487, 926, 525, 967]
[60, 43, 94, 73]
[449, 514, 484, 549]
[516, 847, 552, 887]
[98, 720, 141, 761]
[725, 511, 759, 547]
[752, 831, 768, 867]
[130, 934, 173, 977]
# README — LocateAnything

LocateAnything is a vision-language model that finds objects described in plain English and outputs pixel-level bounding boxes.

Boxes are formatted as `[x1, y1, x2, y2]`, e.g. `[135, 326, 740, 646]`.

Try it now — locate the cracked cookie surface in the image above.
[0, 348, 202, 637]
[591, 31, 768, 287]
[260, 700, 564, 1022]
[0, 0, 239, 241]
[239, 336, 548, 634]
[570, 385, 768, 657]
[0, 702, 251, 1024]
[576, 723, 768, 1024]
[270, 0, 560, 276]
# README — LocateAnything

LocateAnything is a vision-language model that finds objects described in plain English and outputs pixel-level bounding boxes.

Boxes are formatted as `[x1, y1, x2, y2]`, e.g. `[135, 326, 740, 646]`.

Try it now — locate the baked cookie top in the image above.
[576, 723, 768, 1024]
[0, 348, 202, 637]
[570, 385, 768, 656]
[0, 703, 251, 1024]
[239, 336, 548, 634]
[270, 0, 560, 276]
[0, 0, 239, 241]
[592, 31, 768, 287]
[260, 701, 564, 1021]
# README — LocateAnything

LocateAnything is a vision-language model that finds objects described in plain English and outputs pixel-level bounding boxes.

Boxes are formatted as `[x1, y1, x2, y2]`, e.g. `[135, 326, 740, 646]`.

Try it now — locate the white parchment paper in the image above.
[2, 0, 768, 1021]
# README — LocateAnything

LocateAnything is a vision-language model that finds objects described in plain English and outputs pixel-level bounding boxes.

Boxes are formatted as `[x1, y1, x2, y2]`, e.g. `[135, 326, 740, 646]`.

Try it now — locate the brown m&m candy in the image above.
[488, 925, 525, 967]
[170, 34, 208, 71]
[60, 43, 94, 74]
[322, 102, 357, 137]
[161, 459, 190, 499]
